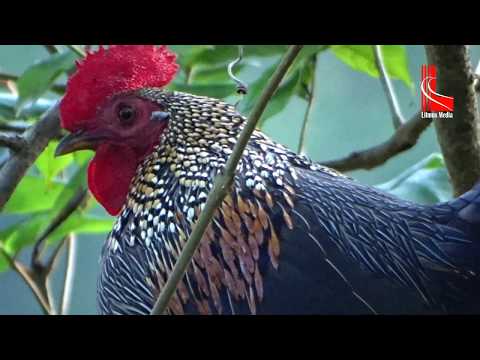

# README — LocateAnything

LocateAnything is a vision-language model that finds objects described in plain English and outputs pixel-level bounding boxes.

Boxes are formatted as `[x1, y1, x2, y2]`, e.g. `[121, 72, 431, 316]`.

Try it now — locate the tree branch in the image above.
[0, 121, 30, 133]
[321, 61, 480, 174]
[0, 133, 26, 152]
[43, 235, 69, 315]
[374, 45, 405, 129]
[0, 102, 61, 211]
[425, 45, 480, 196]
[150, 45, 304, 315]
[321, 111, 430, 172]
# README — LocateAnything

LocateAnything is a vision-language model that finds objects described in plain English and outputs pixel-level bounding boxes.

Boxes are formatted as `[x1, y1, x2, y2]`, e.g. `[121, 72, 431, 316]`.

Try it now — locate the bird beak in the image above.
[55, 130, 105, 157]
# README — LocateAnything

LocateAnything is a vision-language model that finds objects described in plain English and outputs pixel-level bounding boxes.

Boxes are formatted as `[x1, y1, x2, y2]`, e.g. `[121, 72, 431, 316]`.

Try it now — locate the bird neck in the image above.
[106, 91, 348, 314]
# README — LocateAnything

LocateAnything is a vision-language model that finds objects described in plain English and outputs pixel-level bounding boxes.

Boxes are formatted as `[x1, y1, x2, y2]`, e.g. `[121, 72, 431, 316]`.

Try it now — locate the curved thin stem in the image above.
[227, 45, 248, 95]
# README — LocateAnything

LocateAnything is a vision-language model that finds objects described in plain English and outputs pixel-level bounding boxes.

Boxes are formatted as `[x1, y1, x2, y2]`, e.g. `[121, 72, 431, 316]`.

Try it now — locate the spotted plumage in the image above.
[55, 45, 480, 315]
[97, 89, 480, 315]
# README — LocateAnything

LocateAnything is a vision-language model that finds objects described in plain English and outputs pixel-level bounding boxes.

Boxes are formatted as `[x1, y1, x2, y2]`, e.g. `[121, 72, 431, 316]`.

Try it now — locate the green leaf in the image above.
[297, 57, 317, 100]
[73, 150, 93, 166]
[3, 176, 66, 214]
[35, 140, 74, 184]
[169, 45, 214, 69]
[191, 64, 246, 85]
[237, 62, 278, 116]
[185, 45, 288, 68]
[259, 70, 301, 127]
[16, 51, 78, 114]
[237, 59, 302, 122]
[168, 83, 235, 99]
[381, 46, 413, 88]
[46, 213, 114, 245]
[0, 210, 112, 259]
[331, 45, 412, 88]
[376, 153, 453, 204]
[0, 214, 49, 255]
[0, 251, 9, 273]
[289, 45, 328, 74]
[51, 164, 89, 212]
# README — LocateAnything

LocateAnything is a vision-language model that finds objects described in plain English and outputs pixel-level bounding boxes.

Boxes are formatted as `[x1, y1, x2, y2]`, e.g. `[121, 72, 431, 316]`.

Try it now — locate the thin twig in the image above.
[150, 45, 304, 315]
[46, 277, 57, 315]
[44, 236, 68, 275]
[43, 235, 69, 315]
[60, 234, 77, 315]
[297, 56, 317, 155]
[321, 111, 430, 172]
[0, 247, 51, 314]
[373, 45, 405, 129]
[66, 45, 86, 58]
[31, 188, 87, 267]
[0, 133, 26, 152]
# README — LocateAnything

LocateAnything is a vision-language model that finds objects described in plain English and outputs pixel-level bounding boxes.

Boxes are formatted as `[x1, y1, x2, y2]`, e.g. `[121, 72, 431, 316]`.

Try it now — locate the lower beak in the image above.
[55, 130, 105, 157]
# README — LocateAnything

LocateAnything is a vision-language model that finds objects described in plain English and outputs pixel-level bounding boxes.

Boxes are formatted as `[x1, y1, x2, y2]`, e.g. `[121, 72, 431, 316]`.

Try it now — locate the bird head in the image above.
[55, 45, 179, 216]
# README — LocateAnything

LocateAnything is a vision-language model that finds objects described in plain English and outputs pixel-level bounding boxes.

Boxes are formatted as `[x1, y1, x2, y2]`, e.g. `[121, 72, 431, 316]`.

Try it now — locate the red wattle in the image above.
[88, 144, 139, 216]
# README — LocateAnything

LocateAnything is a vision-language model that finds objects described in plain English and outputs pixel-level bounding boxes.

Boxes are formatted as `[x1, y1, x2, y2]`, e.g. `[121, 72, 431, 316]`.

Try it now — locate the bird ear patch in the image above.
[60, 45, 179, 132]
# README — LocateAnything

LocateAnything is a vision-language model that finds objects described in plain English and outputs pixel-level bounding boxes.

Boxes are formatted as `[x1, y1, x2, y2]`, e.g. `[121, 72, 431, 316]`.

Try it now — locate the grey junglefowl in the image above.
[55, 45, 480, 315]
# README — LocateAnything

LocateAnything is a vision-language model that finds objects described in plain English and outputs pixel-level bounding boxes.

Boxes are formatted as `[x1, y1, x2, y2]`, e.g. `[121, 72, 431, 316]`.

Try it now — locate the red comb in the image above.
[60, 45, 179, 131]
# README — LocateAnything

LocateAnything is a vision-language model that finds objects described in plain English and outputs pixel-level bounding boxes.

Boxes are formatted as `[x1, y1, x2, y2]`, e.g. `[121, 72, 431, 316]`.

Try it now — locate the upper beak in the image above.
[55, 130, 106, 157]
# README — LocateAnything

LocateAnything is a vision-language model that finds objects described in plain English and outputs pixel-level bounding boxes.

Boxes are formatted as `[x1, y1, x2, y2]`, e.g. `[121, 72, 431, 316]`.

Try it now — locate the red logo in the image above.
[421, 64, 454, 112]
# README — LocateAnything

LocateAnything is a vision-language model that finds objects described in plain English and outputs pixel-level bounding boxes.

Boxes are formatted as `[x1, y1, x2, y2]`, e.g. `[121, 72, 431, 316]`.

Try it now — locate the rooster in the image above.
[55, 45, 480, 315]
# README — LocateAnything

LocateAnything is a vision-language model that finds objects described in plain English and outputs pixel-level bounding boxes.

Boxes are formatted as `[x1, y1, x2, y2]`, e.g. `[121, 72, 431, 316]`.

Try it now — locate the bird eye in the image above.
[117, 104, 136, 126]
